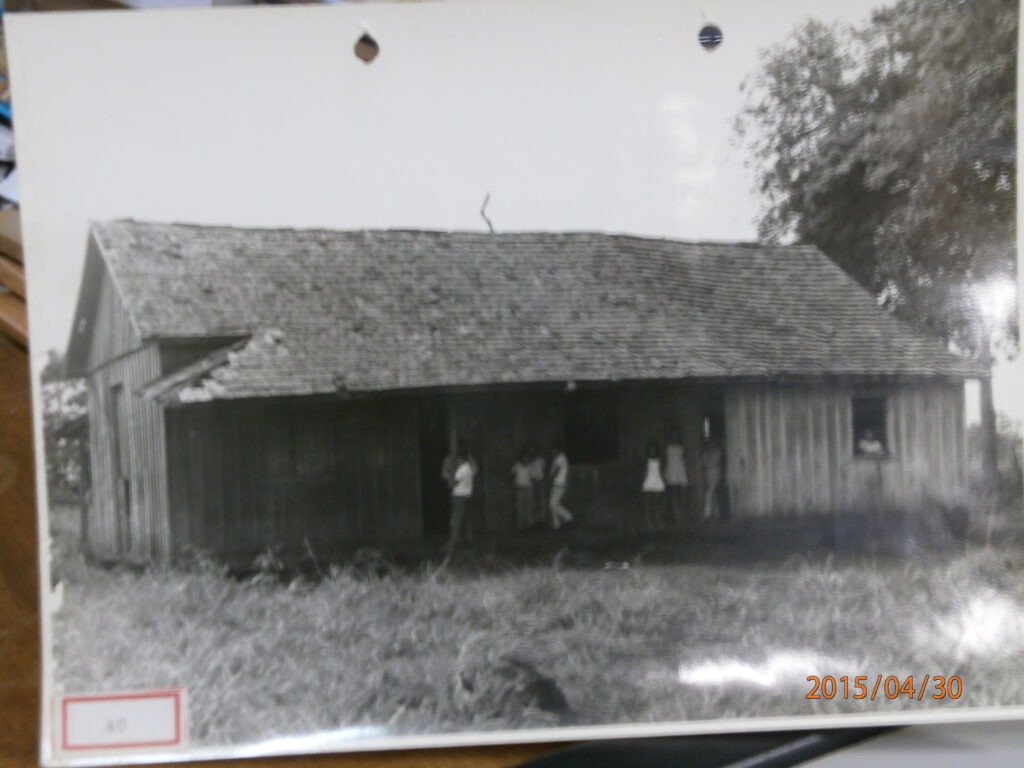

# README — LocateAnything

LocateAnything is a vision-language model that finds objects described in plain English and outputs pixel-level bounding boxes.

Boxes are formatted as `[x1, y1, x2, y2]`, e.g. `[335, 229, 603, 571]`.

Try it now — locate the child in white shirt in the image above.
[446, 450, 475, 552]
[549, 444, 573, 530]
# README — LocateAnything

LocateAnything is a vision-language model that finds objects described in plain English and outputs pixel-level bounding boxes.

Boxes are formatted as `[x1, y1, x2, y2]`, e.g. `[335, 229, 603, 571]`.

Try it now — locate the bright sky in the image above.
[7, 0, 1019, 421]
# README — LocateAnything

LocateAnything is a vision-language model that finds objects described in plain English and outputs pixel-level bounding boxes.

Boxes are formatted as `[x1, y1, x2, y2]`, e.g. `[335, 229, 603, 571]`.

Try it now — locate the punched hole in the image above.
[698, 24, 723, 51]
[354, 32, 380, 64]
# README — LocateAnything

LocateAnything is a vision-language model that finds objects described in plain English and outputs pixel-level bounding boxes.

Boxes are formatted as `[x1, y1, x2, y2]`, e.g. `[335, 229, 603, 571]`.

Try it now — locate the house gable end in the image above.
[66, 229, 145, 377]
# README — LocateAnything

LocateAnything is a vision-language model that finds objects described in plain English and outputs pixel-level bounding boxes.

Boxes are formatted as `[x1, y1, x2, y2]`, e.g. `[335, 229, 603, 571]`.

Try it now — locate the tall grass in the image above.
[52, 537, 1024, 747]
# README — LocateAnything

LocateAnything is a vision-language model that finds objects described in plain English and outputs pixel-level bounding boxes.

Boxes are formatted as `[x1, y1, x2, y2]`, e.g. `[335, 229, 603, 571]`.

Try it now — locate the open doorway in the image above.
[701, 391, 729, 521]
[418, 396, 451, 537]
[109, 383, 132, 553]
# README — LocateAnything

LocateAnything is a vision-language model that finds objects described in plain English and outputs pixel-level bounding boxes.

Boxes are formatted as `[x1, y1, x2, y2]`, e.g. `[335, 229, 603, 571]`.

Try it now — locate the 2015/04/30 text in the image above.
[806, 675, 963, 701]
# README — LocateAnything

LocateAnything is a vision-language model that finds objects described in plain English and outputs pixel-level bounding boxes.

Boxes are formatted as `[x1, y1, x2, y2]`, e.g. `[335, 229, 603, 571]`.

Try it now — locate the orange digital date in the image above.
[806, 674, 963, 701]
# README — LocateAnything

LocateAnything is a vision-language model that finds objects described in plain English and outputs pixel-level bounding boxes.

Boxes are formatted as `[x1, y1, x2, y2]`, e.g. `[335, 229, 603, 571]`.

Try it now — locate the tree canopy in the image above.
[40, 349, 88, 501]
[737, 0, 1017, 357]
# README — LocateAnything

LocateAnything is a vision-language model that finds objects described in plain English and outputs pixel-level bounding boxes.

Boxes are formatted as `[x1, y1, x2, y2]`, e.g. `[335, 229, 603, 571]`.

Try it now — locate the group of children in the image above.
[510, 444, 573, 532]
[641, 431, 689, 527]
[641, 433, 723, 528]
[443, 440, 574, 552]
[442, 430, 724, 552]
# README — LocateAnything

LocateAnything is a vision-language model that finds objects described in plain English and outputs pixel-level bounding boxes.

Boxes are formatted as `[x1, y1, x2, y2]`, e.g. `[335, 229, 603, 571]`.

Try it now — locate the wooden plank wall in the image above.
[165, 397, 420, 559]
[83, 270, 170, 561]
[89, 370, 968, 560]
[724, 380, 967, 516]
[164, 383, 716, 558]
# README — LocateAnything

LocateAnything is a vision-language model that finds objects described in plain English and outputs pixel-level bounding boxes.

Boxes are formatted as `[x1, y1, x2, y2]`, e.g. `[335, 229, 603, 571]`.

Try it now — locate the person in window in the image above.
[511, 449, 535, 530]
[549, 443, 573, 530]
[446, 447, 476, 552]
[702, 440, 722, 520]
[857, 428, 885, 456]
[664, 429, 689, 523]
[642, 440, 667, 528]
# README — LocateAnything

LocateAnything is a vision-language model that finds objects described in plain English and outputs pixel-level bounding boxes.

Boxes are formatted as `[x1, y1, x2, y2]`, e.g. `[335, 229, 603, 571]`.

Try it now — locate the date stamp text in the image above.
[806, 675, 963, 701]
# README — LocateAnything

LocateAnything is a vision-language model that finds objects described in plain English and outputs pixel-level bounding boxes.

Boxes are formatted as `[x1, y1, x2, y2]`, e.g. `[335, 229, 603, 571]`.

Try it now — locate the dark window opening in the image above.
[565, 390, 620, 463]
[853, 397, 888, 457]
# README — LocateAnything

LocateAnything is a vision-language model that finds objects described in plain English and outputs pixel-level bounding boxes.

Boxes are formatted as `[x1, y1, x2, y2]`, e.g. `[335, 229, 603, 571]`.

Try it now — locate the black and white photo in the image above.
[7, 0, 1023, 763]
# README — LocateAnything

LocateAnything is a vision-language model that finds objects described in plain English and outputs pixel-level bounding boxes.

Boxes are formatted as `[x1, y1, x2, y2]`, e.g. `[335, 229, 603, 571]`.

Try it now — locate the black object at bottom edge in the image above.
[515, 727, 893, 768]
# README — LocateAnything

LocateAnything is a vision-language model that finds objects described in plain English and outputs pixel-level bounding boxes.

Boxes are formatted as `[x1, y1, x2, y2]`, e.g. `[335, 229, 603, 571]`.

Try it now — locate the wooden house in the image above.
[65, 221, 985, 564]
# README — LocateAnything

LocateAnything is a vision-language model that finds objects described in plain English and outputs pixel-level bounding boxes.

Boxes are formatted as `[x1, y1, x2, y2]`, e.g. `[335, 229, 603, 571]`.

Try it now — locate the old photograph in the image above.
[8, 0, 1023, 763]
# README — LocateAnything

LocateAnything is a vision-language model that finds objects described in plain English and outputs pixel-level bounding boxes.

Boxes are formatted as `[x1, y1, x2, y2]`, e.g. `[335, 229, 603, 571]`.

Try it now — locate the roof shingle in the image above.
[87, 221, 984, 401]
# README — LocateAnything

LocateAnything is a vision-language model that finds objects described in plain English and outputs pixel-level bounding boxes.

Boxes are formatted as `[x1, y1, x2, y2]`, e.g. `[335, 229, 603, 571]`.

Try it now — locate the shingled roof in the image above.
[78, 220, 984, 402]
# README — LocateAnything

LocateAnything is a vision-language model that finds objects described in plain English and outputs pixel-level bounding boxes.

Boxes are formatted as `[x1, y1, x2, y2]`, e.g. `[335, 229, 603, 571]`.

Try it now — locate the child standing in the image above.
[446, 449, 475, 552]
[549, 444, 573, 530]
[511, 450, 535, 529]
[664, 430, 689, 523]
[642, 440, 666, 529]
[442, 438, 477, 490]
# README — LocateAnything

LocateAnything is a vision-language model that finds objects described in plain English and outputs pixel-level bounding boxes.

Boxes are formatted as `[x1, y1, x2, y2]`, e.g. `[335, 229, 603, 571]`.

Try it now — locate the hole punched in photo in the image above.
[354, 32, 380, 63]
[699, 24, 723, 51]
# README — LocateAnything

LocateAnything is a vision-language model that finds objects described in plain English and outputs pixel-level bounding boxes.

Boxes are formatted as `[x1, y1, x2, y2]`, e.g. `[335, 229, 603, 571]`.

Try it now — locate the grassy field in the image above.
[50, 508, 1024, 747]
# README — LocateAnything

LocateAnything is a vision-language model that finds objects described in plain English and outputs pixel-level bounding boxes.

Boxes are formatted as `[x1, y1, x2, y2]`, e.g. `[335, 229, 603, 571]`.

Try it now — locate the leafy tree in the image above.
[40, 349, 89, 501]
[737, 0, 1017, 484]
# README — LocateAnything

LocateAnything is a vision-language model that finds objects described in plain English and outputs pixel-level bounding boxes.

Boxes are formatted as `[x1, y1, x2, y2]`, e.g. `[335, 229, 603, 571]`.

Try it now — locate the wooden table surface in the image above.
[0, 333, 565, 767]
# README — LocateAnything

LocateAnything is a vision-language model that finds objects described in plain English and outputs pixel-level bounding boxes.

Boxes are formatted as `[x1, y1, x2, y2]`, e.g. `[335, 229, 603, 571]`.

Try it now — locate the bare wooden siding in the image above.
[166, 397, 421, 558]
[160, 379, 968, 558]
[83, 268, 170, 561]
[83, 263, 137, 371]
[725, 381, 967, 516]
[164, 383, 714, 558]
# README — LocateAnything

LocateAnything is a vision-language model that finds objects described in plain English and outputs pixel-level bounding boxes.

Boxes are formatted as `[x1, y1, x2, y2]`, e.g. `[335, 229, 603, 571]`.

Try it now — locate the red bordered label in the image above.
[56, 689, 187, 754]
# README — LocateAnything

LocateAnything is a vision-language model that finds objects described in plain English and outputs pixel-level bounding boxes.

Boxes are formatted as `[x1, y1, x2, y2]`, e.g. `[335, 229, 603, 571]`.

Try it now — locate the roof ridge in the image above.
[93, 219, 821, 250]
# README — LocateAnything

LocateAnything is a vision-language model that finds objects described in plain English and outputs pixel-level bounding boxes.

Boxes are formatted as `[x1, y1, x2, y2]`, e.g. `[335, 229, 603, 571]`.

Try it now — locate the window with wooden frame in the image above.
[852, 396, 889, 458]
